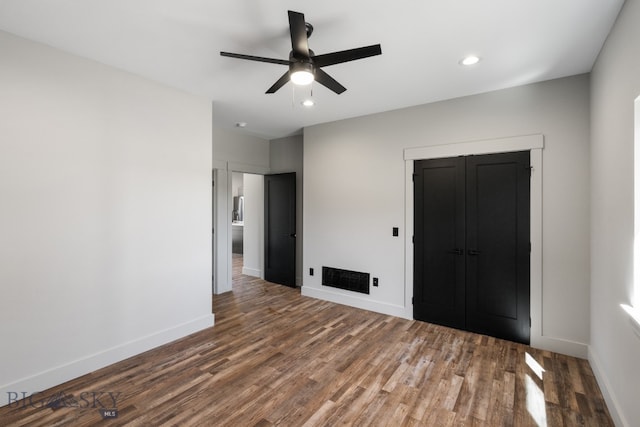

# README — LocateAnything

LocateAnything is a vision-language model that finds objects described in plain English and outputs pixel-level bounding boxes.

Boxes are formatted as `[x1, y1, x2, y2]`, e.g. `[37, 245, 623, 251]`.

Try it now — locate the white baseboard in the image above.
[242, 267, 262, 278]
[0, 314, 214, 408]
[301, 286, 411, 319]
[530, 335, 589, 359]
[588, 347, 628, 427]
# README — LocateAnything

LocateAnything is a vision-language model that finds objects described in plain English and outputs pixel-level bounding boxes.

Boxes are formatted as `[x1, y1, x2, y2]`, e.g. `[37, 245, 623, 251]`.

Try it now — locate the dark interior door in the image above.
[413, 157, 466, 329]
[465, 152, 530, 343]
[264, 173, 296, 287]
[414, 152, 530, 344]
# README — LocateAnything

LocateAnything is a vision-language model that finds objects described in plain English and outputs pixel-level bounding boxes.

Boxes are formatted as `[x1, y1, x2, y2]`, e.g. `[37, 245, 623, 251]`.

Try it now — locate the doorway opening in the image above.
[213, 166, 300, 295]
[231, 172, 265, 284]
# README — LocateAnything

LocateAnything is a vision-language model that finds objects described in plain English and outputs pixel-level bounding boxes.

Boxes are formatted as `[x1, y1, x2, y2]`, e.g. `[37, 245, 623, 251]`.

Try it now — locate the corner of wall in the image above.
[588, 346, 629, 427]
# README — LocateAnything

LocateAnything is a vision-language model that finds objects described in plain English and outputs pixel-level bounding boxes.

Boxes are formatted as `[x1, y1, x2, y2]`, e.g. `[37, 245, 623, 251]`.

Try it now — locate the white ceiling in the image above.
[0, 0, 625, 139]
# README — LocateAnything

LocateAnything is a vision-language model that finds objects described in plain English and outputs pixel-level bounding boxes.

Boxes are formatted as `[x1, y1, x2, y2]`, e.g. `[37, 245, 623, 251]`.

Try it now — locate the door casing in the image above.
[404, 135, 555, 352]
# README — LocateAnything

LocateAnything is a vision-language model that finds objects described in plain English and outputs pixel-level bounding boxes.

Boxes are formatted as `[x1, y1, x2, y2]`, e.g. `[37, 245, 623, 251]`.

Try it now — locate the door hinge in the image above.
[529, 242, 532, 253]
[412, 297, 414, 305]
[412, 173, 418, 182]
[412, 235, 415, 244]
[529, 317, 532, 327]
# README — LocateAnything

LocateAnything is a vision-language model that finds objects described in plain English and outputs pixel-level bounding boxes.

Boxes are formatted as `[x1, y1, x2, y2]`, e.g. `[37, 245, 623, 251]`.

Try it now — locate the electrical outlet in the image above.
[373, 277, 379, 287]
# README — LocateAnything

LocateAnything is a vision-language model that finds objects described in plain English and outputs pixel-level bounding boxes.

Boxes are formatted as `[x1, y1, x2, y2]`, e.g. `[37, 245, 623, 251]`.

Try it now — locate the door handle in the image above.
[468, 249, 481, 256]
[448, 249, 464, 255]
[290, 233, 296, 238]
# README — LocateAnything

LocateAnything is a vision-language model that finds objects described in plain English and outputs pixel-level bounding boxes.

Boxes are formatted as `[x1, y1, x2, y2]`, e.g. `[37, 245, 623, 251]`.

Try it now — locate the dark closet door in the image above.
[414, 152, 530, 344]
[264, 173, 296, 287]
[413, 157, 466, 329]
[466, 152, 530, 344]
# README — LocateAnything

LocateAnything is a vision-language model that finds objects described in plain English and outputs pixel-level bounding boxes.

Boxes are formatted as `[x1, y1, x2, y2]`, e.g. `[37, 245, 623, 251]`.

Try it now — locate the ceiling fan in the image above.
[220, 10, 382, 95]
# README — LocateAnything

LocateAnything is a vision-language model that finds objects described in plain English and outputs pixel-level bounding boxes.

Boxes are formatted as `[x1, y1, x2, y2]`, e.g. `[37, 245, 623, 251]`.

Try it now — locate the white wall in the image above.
[242, 174, 264, 278]
[270, 135, 304, 285]
[303, 74, 591, 358]
[212, 126, 269, 293]
[590, 0, 640, 425]
[0, 31, 214, 406]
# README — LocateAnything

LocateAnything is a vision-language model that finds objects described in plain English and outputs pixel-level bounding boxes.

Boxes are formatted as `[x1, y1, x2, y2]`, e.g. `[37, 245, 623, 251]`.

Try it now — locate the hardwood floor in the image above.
[1, 261, 613, 426]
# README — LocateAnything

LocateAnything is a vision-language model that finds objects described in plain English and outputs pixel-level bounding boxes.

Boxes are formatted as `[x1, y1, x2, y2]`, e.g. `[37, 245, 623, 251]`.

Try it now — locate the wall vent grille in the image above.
[322, 267, 370, 294]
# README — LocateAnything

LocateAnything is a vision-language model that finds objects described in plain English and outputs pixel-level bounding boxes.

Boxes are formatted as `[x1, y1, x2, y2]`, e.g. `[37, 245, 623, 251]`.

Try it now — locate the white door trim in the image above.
[403, 134, 586, 356]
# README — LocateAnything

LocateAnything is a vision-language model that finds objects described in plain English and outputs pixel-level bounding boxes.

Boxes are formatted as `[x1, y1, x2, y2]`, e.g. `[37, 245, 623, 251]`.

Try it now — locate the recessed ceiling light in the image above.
[460, 55, 481, 66]
[302, 99, 315, 107]
[235, 122, 247, 128]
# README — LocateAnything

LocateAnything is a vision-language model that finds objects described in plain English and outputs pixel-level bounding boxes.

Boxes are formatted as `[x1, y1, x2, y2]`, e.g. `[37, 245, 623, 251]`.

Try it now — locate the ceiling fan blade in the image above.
[314, 68, 346, 94]
[266, 71, 291, 94]
[220, 51, 290, 66]
[313, 44, 382, 67]
[288, 10, 309, 58]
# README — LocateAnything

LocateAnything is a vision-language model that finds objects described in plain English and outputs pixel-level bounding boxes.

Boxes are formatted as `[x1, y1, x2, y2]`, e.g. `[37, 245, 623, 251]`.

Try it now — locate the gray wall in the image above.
[0, 30, 214, 406]
[303, 74, 591, 358]
[590, 0, 640, 425]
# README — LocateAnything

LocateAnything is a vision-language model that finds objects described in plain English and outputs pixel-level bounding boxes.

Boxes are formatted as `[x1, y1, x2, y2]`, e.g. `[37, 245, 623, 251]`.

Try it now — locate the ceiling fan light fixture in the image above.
[302, 99, 315, 107]
[291, 70, 314, 85]
[290, 62, 315, 86]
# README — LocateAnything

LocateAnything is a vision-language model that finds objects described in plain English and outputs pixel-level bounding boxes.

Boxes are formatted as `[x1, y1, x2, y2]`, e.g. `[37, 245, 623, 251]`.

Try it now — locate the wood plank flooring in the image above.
[1, 256, 613, 426]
